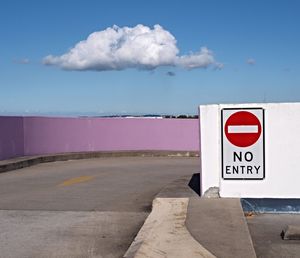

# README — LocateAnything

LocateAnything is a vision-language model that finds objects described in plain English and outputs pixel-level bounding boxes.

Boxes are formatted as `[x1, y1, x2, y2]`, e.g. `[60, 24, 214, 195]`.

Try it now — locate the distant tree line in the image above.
[163, 115, 198, 119]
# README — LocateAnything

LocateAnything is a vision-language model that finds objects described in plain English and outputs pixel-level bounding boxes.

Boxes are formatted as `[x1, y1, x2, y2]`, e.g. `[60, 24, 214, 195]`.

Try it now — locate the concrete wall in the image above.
[199, 102, 300, 198]
[0, 117, 24, 160]
[0, 117, 199, 160]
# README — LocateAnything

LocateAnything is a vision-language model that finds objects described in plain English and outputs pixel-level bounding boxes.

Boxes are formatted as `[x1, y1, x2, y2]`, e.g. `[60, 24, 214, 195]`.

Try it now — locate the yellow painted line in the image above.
[59, 175, 94, 187]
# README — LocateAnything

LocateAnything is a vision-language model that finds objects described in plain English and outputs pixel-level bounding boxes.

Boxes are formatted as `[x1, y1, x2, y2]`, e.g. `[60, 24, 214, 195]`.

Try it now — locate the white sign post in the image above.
[221, 108, 265, 180]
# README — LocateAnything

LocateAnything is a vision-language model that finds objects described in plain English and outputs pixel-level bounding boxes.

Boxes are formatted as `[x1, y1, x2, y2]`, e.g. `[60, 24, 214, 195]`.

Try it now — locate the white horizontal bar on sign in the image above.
[228, 125, 258, 134]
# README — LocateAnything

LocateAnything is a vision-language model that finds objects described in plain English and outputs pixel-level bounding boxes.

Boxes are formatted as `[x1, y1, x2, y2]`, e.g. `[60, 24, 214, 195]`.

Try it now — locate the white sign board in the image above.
[221, 108, 265, 180]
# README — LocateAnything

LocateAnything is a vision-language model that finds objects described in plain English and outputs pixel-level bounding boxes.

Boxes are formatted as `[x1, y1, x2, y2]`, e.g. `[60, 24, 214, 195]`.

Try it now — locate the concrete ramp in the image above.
[186, 198, 256, 258]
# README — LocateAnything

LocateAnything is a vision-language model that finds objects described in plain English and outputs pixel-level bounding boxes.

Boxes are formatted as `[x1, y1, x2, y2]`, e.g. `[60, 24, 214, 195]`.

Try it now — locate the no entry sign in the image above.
[222, 108, 265, 180]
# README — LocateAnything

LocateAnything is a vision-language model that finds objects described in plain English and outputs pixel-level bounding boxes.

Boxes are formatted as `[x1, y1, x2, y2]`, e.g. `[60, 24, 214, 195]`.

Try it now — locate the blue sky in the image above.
[1, 0, 300, 116]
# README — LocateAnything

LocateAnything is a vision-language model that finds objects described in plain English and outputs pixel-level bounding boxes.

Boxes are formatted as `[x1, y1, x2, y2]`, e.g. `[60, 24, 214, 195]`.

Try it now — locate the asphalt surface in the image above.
[0, 157, 199, 258]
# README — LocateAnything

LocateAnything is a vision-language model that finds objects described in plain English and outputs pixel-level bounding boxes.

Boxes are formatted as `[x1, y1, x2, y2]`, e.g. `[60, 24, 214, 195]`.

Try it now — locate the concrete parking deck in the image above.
[1, 155, 299, 258]
[0, 156, 199, 257]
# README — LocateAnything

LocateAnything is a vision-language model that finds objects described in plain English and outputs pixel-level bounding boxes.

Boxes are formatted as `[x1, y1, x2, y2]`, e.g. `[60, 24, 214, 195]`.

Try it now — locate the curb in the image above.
[186, 198, 257, 258]
[0, 151, 199, 173]
[124, 176, 257, 258]
[123, 176, 214, 258]
[124, 198, 215, 258]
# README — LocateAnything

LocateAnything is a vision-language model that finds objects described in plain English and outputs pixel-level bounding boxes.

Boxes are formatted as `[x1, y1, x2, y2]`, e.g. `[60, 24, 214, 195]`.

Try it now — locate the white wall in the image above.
[199, 102, 300, 198]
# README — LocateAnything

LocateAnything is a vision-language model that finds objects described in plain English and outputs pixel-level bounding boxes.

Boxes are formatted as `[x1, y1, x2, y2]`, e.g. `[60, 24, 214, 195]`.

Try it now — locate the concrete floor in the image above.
[0, 157, 199, 258]
[0, 210, 147, 258]
[246, 213, 300, 258]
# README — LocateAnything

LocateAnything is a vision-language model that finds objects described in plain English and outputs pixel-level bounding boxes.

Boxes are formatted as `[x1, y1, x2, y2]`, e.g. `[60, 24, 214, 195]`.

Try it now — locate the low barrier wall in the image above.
[0, 117, 24, 160]
[0, 117, 199, 160]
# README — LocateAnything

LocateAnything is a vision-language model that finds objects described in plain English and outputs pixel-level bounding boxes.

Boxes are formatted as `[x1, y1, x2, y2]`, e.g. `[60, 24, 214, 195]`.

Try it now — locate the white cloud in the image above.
[176, 47, 215, 69]
[43, 24, 222, 71]
[246, 58, 255, 65]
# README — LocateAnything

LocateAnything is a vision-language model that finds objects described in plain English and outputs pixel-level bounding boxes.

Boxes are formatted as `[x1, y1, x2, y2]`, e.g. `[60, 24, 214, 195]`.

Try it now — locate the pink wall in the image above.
[0, 117, 24, 160]
[0, 116, 199, 160]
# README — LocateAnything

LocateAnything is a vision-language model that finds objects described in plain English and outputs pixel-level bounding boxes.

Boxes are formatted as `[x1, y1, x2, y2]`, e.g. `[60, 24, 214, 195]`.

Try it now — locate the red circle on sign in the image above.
[225, 111, 261, 147]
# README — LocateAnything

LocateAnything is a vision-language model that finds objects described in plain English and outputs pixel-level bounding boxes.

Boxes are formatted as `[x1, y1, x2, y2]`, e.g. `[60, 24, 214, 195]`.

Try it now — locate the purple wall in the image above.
[0, 116, 199, 160]
[0, 117, 24, 160]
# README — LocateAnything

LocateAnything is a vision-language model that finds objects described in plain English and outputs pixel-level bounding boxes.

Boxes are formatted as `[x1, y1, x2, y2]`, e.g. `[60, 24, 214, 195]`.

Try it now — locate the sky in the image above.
[1, 0, 300, 116]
